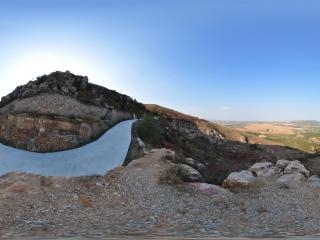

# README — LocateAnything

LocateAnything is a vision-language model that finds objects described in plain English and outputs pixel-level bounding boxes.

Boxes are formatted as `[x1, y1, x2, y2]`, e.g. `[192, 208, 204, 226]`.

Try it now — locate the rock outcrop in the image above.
[0, 71, 146, 152]
[222, 159, 315, 189]
[283, 160, 310, 177]
[275, 160, 310, 188]
[277, 173, 306, 188]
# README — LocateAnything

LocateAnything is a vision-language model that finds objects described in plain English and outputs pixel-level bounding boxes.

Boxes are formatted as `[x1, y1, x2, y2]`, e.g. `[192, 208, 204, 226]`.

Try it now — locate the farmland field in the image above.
[224, 121, 320, 153]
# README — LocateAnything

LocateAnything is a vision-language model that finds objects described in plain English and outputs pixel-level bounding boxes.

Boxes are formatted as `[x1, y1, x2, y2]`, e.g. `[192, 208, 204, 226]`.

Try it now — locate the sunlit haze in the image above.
[1, 0, 320, 121]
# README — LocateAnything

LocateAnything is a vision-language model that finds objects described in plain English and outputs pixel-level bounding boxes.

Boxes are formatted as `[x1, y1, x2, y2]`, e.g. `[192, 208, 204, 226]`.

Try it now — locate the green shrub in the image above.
[137, 114, 164, 146]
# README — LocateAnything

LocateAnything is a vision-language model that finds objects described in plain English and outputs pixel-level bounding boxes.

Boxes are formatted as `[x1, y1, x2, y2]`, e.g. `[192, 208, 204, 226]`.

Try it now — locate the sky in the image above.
[1, 0, 320, 121]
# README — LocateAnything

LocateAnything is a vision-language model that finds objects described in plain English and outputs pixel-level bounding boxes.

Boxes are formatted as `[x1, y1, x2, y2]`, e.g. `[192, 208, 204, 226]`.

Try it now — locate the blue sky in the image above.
[1, 0, 320, 121]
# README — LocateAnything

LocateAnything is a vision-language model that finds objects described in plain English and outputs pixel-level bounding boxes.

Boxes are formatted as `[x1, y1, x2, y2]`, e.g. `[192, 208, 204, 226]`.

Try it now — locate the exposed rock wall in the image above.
[168, 119, 225, 144]
[0, 110, 131, 152]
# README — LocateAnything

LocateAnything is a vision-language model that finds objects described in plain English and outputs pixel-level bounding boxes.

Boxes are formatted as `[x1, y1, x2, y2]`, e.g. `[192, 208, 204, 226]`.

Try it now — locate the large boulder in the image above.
[176, 164, 203, 182]
[276, 159, 290, 171]
[283, 160, 310, 177]
[182, 158, 205, 174]
[277, 173, 306, 188]
[249, 162, 275, 177]
[223, 170, 256, 188]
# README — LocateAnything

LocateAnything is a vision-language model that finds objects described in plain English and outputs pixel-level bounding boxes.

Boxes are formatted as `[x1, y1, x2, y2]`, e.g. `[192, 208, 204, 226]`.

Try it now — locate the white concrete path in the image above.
[0, 120, 135, 176]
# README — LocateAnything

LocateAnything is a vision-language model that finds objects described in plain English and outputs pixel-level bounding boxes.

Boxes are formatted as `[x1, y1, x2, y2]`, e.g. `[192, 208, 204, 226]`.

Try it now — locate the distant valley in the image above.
[219, 121, 320, 153]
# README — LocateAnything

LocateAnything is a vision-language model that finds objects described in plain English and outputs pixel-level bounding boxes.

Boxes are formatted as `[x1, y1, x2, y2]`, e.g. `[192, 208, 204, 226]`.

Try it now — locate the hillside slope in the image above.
[146, 104, 282, 146]
[146, 104, 250, 143]
[142, 104, 310, 184]
[0, 71, 146, 152]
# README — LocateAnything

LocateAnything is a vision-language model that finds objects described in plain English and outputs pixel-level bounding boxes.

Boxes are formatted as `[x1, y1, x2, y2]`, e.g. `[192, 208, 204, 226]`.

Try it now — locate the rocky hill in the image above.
[0, 71, 146, 152]
[141, 104, 312, 184]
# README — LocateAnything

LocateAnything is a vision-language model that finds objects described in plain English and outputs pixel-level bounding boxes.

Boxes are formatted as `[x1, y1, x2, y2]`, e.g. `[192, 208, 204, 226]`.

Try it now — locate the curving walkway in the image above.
[0, 120, 135, 176]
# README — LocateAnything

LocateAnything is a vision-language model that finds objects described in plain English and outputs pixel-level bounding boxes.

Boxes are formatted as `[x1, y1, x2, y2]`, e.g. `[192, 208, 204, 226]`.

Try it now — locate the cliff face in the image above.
[0, 71, 146, 152]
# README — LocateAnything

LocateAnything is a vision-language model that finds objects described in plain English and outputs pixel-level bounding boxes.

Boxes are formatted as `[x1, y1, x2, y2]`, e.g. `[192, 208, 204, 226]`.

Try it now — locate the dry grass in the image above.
[145, 104, 197, 121]
[158, 165, 183, 185]
[237, 123, 296, 135]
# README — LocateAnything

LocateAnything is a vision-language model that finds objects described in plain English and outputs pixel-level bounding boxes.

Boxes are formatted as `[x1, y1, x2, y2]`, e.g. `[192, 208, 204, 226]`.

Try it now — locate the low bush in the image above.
[137, 114, 164, 146]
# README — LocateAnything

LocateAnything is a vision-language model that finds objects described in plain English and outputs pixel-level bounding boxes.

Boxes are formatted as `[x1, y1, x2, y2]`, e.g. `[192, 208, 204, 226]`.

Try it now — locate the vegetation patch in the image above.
[137, 114, 164, 146]
[264, 133, 320, 153]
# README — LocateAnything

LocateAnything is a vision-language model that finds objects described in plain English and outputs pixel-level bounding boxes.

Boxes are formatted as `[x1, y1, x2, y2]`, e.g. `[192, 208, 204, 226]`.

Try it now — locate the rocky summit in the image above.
[0, 71, 146, 152]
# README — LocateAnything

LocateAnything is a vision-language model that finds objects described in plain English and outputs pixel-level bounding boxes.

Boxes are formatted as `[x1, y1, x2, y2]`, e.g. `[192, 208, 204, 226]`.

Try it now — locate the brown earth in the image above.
[236, 123, 296, 135]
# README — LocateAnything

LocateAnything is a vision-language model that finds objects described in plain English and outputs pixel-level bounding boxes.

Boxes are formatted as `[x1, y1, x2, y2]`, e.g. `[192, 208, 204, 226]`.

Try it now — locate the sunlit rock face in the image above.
[0, 71, 146, 152]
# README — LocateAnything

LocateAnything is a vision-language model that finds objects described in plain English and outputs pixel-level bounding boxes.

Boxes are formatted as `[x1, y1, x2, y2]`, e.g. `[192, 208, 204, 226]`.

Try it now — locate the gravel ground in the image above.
[0, 149, 320, 238]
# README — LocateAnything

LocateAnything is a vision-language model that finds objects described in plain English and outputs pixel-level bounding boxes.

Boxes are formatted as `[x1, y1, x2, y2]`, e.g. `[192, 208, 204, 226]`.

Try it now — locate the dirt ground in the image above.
[1, 149, 320, 238]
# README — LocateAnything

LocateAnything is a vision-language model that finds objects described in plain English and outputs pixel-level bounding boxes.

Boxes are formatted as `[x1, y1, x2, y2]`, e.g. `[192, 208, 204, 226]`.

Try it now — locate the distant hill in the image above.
[0, 71, 146, 152]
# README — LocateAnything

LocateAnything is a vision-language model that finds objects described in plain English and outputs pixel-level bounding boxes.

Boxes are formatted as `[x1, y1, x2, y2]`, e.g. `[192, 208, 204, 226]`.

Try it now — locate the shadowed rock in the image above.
[277, 173, 307, 188]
